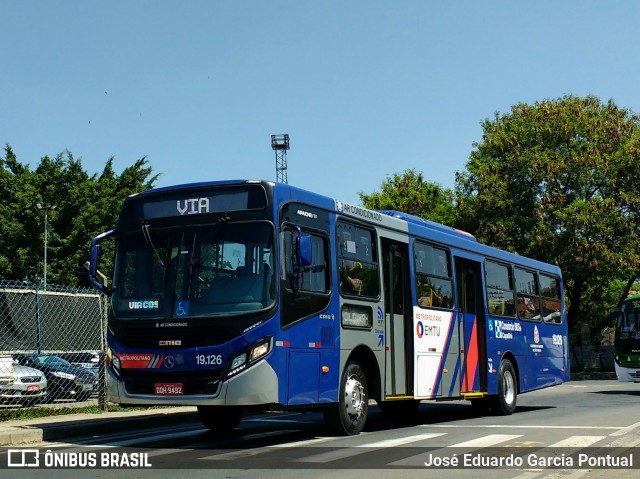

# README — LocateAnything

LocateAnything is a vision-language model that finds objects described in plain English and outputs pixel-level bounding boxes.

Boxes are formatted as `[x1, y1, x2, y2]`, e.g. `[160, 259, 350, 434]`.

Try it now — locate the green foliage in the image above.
[0, 404, 167, 422]
[455, 95, 640, 332]
[0, 145, 158, 287]
[359, 169, 456, 225]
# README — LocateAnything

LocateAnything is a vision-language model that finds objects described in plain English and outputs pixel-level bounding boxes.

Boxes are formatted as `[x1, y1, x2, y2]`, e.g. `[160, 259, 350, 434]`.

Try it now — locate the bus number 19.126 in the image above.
[196, 354, 223, 365]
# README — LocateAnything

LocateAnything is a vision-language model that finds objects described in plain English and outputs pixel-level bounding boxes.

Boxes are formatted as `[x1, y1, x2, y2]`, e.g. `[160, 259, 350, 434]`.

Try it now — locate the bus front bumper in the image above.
[106, 360, 279, 406]
[614, 363, 640, 382]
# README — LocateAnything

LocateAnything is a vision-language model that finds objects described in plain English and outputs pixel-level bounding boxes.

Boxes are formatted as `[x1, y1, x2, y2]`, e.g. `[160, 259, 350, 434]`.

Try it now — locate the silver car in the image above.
[0, 364, 47, 405]
[0, 356, 15, 387]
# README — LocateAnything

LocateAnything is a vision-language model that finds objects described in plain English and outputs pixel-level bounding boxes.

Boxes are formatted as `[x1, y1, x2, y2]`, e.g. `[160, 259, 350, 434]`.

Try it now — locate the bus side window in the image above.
[413, 242, 453, 310]
[336, 221, 380, 299]
[540, 274, 562, 324]
[515, 267, 540, 320]
[485, 260, 515, 317]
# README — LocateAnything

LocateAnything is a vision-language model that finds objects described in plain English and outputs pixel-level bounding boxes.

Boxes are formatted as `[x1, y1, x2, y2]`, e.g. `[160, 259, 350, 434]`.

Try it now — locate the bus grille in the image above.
[116, 325, 235, 348]
[121, 369, 223, 395]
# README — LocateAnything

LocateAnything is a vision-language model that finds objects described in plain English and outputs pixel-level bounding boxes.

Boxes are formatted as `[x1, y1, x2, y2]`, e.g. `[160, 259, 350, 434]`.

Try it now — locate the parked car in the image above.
[0, 355, 15, 387]
[59, 352, 100, 380]
[12, 354, 96, 402]
[0, 364, 47, 406]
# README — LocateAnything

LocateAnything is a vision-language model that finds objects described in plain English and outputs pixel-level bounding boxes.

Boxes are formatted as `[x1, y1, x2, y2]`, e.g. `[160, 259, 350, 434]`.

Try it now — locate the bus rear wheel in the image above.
[198, 405, 244, 434]
[492, 359, 517, 415]
[324, 361, 368, 435]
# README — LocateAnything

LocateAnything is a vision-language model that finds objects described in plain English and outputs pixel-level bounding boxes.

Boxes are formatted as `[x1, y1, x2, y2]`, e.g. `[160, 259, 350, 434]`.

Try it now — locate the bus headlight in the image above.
[250, 341, 270, 361]
[106, 348, 121, 376]
[227, 338, 272, 378]
[112, 354, 121, 373]
[230, 354, 247, 371]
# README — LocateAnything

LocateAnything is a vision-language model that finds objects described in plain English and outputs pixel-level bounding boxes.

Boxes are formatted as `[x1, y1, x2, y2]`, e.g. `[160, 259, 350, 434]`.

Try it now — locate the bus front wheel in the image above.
[492, 359, 517, 415]
[324, 361, 368, 435]
[198, 405, 244, 434]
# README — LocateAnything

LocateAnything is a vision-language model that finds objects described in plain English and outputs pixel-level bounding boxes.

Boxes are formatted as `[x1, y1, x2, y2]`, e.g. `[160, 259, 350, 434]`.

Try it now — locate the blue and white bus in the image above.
[89, 180, 569, 435]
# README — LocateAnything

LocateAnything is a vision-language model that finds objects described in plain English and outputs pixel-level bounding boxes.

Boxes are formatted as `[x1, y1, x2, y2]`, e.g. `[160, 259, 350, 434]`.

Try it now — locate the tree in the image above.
[455, 95, 640, 334]
[359, 169, 456, 225]
[0, 145, 158, 287]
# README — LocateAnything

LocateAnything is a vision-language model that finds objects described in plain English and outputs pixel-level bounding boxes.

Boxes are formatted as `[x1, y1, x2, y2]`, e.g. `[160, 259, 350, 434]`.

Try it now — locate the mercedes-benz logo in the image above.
[164, 355, 175, 368]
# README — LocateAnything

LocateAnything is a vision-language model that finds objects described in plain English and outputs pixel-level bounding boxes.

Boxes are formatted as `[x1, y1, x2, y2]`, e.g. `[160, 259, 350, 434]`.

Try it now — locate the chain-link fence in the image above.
[0, 280, 107, 410]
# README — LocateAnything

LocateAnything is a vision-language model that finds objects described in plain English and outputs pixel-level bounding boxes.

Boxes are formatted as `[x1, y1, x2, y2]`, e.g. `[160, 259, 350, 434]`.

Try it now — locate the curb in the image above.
[0, 408, 200, 446]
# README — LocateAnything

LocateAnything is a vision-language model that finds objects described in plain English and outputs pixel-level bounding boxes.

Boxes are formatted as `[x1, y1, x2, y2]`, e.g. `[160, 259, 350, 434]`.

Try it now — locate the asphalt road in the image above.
[3, 379, 640, 479]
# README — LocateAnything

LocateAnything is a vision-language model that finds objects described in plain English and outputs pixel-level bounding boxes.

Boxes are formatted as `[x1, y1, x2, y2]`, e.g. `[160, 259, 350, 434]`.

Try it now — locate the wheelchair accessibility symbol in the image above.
[174, 301, 189, 317]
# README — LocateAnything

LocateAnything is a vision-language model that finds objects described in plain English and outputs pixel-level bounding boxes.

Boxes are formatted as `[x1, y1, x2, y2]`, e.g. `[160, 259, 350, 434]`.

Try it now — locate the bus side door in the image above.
[381, 238, 413, 397]
[455, 257, 487, 393]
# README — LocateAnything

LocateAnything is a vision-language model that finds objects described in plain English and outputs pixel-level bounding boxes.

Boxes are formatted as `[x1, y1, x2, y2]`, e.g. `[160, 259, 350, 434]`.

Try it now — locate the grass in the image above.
[0, 404, 166, 422]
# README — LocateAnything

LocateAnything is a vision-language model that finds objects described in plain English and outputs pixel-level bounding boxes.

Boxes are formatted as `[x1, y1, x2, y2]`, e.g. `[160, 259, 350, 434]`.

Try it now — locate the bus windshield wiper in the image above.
[189, 215, 231, 271]
[187, 215, 231, 299]
[141, 222, 166, 268]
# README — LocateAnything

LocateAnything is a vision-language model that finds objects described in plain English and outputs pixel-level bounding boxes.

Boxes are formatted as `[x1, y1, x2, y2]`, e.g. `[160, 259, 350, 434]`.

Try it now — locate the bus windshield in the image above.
[615, 299, 640, 354]
[112, 221, 275, 319]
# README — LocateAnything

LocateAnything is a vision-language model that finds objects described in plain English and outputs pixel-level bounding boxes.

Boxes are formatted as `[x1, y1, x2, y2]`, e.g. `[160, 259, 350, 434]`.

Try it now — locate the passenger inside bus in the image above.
[417, 281, 444, 307]
[341, 261, 365, 295]
[517, 295, 539, 319]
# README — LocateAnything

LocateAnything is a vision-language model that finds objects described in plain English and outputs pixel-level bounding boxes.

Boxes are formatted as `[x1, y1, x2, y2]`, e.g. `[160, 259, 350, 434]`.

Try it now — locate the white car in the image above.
[0, 356, 15, 387]
[0, 364, 48, 405]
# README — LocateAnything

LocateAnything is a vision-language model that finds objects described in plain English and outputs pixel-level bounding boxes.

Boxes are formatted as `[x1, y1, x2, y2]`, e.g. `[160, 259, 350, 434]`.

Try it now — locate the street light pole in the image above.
[36, 203, 56, 289]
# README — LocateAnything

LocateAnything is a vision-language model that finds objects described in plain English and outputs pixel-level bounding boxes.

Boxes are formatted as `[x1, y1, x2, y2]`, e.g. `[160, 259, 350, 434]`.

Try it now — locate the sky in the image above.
[2, 1, 640, 206]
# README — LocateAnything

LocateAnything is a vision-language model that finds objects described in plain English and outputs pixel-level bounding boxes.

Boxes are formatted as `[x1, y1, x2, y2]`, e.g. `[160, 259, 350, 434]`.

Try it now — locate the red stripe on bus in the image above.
[463, 318, 478, 392]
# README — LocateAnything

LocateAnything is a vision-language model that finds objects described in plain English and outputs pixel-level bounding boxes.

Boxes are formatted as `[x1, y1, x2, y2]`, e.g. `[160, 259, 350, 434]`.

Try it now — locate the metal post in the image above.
[35, 288, 42, 354]
[98, 293, 108, 411]
[85, 260, 109, 411]
[43, 207, 48, 289]
[36, 203, 56, 289]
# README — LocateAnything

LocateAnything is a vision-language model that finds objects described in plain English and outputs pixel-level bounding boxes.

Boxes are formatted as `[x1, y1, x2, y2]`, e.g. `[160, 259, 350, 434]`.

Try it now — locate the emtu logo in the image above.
[416, 321, 424, 338]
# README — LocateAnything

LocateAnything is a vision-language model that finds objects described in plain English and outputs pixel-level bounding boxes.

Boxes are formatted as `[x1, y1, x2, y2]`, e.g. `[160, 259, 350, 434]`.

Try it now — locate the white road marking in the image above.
[610, 420, 640, 436]
[545, 436, 606, 448]
[448, 433, 522, 448]
[295, 432, 447, 463]
[420, 424, 620, 430]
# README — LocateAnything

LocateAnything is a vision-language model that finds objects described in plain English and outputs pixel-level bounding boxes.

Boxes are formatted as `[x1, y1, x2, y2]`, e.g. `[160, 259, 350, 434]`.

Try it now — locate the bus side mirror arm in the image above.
[89, 229, 115, 295]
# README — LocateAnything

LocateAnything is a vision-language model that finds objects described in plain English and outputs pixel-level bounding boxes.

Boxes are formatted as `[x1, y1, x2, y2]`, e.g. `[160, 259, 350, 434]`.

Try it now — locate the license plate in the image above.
[82, 383, 93, 391]
[27, 385, 40, 392]
[154, 383, 183, 395]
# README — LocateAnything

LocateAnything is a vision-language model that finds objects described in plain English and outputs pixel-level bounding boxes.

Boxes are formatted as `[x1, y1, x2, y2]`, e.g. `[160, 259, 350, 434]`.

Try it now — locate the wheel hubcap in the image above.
[503, 371, 515, 405]
[344, 375, 365, 420]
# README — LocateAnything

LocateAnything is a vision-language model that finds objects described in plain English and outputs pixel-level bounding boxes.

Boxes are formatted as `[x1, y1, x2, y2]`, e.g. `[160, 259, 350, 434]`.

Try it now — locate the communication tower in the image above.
[271, 134, 290, 184]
